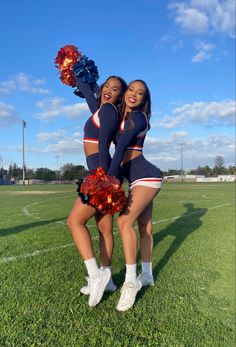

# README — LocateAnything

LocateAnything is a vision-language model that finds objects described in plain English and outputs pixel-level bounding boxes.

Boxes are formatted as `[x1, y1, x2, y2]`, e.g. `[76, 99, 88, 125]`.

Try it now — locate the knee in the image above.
[117, 216, 132, 234]
[97, 222, 112, 236]
[138, 219, 152, 237]
[67, 210, 85, 231]
[67, 212, 75, 231]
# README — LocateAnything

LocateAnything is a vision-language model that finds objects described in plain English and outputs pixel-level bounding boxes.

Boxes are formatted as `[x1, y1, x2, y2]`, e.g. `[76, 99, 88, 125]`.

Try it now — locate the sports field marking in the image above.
[0, 202, 233, 265]
[3, 191, 60, 195]
[153, 202, 231, 225]
[22, 202, 40, 219]
[21, 195, 72, 220]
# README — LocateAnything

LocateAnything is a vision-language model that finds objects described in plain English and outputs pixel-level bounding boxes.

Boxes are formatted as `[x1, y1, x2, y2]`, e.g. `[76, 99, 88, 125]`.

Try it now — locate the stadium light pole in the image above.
[0, 156, 3, 180]
[55, 155, 60, 183]
[179, 143, 184, 177]
[22, 120, 26, 185]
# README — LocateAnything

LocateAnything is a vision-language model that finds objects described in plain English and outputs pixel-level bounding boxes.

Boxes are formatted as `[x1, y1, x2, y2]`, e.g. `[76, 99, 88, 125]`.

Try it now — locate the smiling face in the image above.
[124, 81, 146, 113]
[100, 77, 123, 105]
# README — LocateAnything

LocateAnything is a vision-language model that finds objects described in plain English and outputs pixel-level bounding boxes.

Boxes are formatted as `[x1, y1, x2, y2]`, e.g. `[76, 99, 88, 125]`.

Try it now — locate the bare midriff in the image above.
[84, 143, 99, 157]
[122, 149, 142, 165]
[84, 143, 142, 166]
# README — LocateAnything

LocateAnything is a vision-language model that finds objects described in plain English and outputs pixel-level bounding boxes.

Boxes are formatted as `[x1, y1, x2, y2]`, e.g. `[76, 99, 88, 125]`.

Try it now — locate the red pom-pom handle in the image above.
[54, 45, 82, 87]
[81, 167, 127, 215]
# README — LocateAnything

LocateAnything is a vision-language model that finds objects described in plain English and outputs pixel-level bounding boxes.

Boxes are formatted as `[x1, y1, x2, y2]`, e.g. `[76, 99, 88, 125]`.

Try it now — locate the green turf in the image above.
[0, 182, 235, 346]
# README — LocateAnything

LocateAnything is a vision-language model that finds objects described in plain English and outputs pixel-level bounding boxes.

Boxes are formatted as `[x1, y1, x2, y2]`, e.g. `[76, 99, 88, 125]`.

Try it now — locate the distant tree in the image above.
[193, 165, 213, 176]
[8, 164, 13, 178]
[215, 156, 225, 168]
[26, 168, 35, 180]
[228, 165, 236, 175]
[60, 163, 88, 181]
[34, 168, 57, 181]
[0, 167, 5, 178]
[204, 165, 213, 177]
[213, 156, 227, 175]
[167, 169, 181, 176]
[10, 163, 22, 180]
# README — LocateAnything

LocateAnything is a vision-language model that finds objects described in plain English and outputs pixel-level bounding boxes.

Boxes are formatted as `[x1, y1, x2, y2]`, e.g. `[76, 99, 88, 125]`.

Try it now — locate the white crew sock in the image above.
[141, 261, 153, 275]
[125, 264, 137, 284]
[100, 265, 112, 274]
[84, 257, 99, 277]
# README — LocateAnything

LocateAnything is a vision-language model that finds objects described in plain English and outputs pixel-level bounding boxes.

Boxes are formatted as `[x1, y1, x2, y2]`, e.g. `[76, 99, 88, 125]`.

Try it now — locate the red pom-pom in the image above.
[54, 45, 82, 87]
[81, 167, 127, 215]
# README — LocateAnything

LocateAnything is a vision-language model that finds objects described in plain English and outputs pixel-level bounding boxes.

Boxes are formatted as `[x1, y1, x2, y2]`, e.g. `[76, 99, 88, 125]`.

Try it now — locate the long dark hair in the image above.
[122, 79, 152, 129]
[97, 76, 127, 117]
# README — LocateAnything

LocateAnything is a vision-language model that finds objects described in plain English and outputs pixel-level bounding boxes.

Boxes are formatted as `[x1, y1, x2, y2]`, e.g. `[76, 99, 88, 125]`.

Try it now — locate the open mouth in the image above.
[128, 97, 136, 103]
[103, 93, 111, 100]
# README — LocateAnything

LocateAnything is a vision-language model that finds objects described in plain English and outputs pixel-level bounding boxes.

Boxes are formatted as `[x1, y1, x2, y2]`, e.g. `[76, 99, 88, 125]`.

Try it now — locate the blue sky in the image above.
[0, 0, 235, 172]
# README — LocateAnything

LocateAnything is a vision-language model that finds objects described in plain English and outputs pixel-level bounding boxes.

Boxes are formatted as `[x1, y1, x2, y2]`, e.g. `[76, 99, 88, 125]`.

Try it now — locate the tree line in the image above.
[0, 156, 235, 182]
[162, 156, 235, 176]
[0, 163, 88, 182]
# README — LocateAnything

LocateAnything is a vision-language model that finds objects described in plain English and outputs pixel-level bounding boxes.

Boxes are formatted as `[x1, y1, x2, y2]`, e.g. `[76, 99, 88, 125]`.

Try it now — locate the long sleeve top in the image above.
[108, 111, 148, 178]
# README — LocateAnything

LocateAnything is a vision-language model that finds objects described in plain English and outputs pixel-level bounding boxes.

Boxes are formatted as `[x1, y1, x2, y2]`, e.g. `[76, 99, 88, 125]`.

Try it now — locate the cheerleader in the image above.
[107, 80, 163, 311]
[67, 64, 127, 307]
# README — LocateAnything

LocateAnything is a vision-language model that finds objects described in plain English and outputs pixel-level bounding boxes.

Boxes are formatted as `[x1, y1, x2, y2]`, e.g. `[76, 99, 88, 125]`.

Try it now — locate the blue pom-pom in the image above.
[76, 178, 91, 204]
[73, 55, 99, 87]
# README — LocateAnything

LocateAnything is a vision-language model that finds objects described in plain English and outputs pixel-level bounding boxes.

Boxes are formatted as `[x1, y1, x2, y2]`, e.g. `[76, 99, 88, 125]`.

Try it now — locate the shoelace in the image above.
[121, 283, 135, 297]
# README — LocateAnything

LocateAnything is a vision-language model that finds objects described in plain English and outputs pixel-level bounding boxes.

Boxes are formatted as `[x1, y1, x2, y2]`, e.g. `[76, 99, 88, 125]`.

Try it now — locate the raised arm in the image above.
[98, 103, 118, 172]
[73, 57, 99, 114]
[108, 112, 147, 178]
[74, 77, 98, 114]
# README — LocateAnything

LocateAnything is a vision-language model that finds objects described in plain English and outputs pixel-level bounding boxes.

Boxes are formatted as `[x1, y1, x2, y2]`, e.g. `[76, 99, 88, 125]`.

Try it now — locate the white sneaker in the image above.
[80, 277, 90, 295]
[116, 281, 142, 312]
[88, 269, 111, 307]
[80, 277, 117, 295]
[137, 273, 154, 286]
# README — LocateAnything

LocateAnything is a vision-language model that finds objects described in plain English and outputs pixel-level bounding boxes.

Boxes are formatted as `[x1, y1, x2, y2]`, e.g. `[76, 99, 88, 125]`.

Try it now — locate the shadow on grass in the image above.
[109, 203, 208, 294]
[137, 202, 207, 299]
[153, 203, 207, 279]
[0, 217, 67, 237]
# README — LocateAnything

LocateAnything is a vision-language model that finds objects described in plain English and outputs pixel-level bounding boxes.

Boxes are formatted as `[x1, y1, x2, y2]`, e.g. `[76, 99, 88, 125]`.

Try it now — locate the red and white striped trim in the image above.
[83, 138, 99, 144]
[91, 109, 100, 128]
[130, 177, 163, 189]
[92, 104, 118, 128]
[127, 145, 143, 151]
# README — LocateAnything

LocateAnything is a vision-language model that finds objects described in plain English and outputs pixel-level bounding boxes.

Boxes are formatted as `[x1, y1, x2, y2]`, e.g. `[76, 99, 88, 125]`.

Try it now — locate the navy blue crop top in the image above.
[74, 76, 119, 172]
[108, 111, 148, 178]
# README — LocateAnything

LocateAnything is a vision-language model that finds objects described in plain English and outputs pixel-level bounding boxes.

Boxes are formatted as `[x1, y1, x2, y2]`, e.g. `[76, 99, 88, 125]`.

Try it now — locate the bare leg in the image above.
[116, 186, 159, 312]
[67, 198, 97, 260]
[138, 189, 160, 262]
[117, 187, 159, 265]
[138, 201, 153, 262]
[95, 213, 114, 266]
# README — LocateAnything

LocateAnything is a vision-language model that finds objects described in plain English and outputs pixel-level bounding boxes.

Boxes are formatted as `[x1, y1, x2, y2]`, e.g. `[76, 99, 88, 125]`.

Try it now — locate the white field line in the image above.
[153, 202, 231, 225]
[1, 202, 232, 265]
[22, 202, 40, 219]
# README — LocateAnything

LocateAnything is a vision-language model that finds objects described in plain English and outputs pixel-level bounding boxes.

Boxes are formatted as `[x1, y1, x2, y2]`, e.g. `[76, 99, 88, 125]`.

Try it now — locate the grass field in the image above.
[0, 182, 235, 347]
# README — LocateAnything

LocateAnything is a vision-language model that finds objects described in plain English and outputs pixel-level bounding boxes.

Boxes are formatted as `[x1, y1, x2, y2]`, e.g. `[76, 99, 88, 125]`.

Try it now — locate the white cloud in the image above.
[0, 73, 50, 95]
[0, 80, 16, 94]
[153, 100, 235, 128]
[192, 50, 212, 62]
[169, 2, 209, 33]
[192, 40, 215, 62]
[36, 130, 66, 143]
[143, 133, 235, 170]
[194, 41, 215, 51]
[41, 138, 83, 154]
[35, 97, 89, 120]
[0, 102, 18, 127]
[169, 0, 236, 38]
